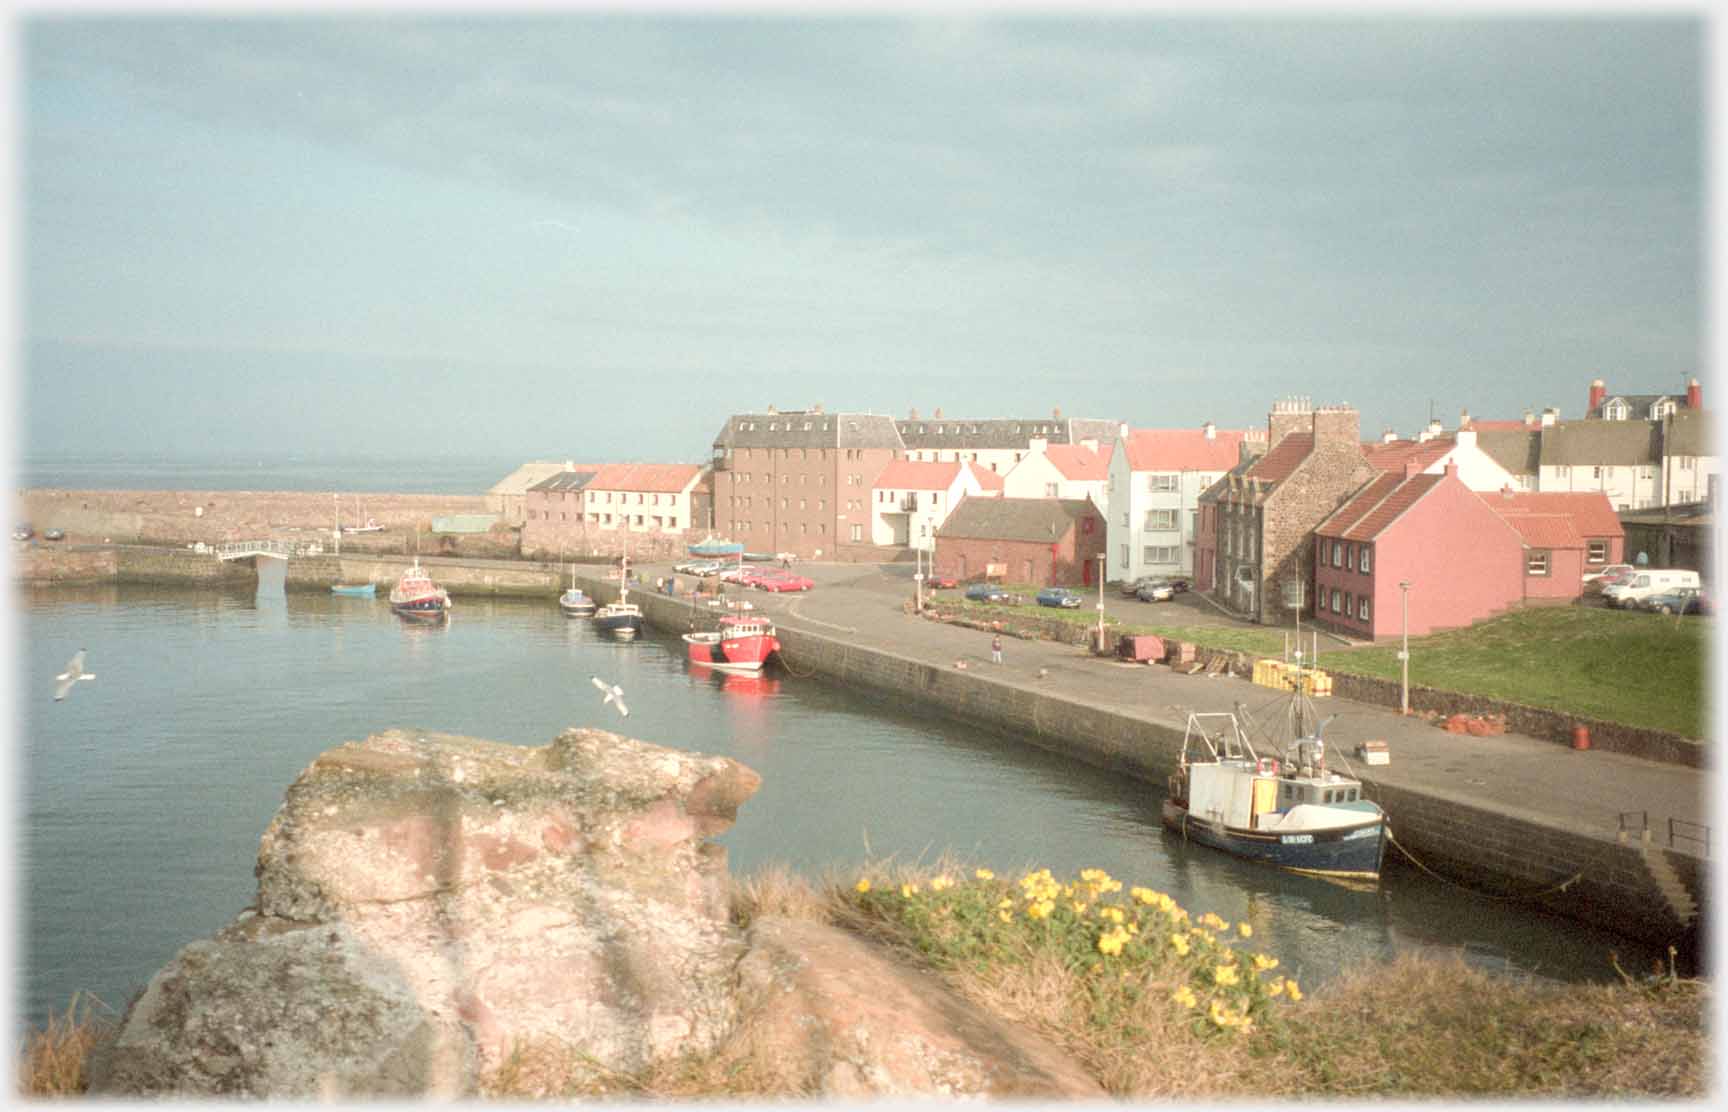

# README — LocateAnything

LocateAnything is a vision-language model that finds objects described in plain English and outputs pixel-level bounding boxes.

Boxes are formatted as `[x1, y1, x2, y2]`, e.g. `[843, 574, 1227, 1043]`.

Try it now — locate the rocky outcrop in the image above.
[90, 727, 759, 1098]
[88, 727, 1099, 1100]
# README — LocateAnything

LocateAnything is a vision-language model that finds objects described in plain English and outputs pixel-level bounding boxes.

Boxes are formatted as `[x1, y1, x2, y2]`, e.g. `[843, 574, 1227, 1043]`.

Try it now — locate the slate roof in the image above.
[1486, 491, 1624, 538]
[490, 461, 585, 496]
[1475, 429, 1541, 476]
[1197, 457, 1258, 505]
[1121, 428, 1247, 472]
[712, 411, 904, 451]
[1590, 393, 1689, 419]
[894, 416, 1114, 451]
[936, 497, 1099, 542]
[585, 463, 704, 494]
[529, 469, 601, 494]
[1538, 421, 1660, 467]
[1664, 409, 1712, 457]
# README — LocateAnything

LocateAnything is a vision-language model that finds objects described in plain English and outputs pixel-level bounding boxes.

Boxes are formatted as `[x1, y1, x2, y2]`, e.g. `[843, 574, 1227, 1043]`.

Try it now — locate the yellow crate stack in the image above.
[1252, 659, 1331, 696]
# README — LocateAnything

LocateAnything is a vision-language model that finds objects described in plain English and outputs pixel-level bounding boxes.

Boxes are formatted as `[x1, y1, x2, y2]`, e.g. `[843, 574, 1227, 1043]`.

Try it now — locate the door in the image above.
[1082, 556, 1093, 587]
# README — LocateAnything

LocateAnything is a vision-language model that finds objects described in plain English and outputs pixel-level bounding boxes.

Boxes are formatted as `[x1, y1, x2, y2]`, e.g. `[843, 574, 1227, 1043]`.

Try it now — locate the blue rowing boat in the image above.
[688, 536, 745, 558]
[330, 583, 376, 597]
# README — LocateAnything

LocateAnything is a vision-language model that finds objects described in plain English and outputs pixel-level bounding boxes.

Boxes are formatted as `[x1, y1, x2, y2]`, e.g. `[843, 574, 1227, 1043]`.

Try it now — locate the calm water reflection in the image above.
[15, 580, 1658, 1027]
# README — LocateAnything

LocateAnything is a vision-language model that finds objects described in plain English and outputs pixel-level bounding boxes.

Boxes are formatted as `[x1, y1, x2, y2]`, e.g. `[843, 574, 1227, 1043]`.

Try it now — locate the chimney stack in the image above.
[1267, 396, 1313, 445]
[1052, 406, 1062, 419]
[1403, 458, 1422, 478]
[934, 407, 944, 419]
[1311, 404, 1360, 449]
[1381, 428, 1398, 444]
[1459, 408, 1471, 428]
[812, 403, 823, 414]
[1455, 427, 1477, 450]
[1523, 409, 1535, 427]
[1203, 420, 1216, 440]
[1687, 377, 1702, 410]
[1540, 407, 1558, 428]
[1118, 422, 1129, 440]
[909, 407, 919, 420]
[1588, 378, 1607, 415]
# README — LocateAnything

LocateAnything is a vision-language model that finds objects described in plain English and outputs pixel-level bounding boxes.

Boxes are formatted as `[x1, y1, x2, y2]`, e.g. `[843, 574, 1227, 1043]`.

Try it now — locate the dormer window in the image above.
[1651, 400, 1677, 419]
[1604, 401, 1629, 420]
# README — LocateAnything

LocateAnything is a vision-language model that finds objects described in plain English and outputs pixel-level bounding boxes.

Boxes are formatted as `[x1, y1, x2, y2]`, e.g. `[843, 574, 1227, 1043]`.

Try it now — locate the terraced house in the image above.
[870, 459, 1002, 548]
[710, 407, 903, 560]
[895, 410, 1117, 474]
[520, 462, 708, 560]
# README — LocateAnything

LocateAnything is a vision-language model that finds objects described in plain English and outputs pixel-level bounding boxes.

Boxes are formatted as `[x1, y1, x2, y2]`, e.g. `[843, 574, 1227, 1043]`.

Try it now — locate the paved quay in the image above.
[636, 560, 1710, 848]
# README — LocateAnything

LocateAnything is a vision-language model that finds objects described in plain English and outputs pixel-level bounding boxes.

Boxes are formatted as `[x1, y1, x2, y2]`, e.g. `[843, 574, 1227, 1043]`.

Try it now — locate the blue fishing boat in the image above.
[593, 552, 642, 637]
[330, 582, 376, 598]
[687, 535, 745, 559]
[558, 564, 597, 617]
[1162, 703, 1388, 881]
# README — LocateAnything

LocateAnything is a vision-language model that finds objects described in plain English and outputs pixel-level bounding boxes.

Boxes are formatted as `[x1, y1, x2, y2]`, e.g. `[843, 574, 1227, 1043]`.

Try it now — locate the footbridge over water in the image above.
[213, 539, 328, 561]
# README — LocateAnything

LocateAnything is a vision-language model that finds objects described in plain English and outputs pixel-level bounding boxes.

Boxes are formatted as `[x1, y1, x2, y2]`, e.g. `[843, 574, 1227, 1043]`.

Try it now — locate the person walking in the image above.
[991, 633, 1003, 665]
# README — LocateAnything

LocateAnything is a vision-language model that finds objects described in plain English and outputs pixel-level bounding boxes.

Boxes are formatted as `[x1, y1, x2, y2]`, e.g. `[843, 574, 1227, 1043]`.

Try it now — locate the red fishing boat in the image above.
[682, 613, 780, 672]
[388, 558, 451, 619]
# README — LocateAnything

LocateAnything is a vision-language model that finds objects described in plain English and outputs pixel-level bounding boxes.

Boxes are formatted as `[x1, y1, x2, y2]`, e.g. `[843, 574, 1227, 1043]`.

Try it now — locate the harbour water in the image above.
[14, 572, 1663, 1030]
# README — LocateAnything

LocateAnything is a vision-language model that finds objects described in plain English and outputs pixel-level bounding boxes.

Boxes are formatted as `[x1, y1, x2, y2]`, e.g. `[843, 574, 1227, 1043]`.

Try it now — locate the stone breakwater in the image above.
[15, 488, 493, 549]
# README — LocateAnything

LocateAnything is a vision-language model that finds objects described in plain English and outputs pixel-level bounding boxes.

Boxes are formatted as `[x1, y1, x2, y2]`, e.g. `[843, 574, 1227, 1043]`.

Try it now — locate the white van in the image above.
[1603, 569, 1701, 608]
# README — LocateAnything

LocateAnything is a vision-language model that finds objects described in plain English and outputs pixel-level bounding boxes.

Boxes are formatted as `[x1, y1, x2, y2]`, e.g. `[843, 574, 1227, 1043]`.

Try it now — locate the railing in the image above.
[1619, 810, 1711, 857]
[213, 539, 327, 561]
[898, 495, 918, 512]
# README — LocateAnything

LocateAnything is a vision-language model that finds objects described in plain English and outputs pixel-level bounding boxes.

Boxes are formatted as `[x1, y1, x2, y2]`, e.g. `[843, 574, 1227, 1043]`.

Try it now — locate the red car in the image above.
[925, 574, 959, 589]
[748, 570, 814, 592]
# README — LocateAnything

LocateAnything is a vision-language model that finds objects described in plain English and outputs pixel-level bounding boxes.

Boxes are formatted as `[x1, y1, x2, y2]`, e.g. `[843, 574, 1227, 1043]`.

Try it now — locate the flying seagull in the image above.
[591, 676, 629, 717]
[54, 649, 95, 701]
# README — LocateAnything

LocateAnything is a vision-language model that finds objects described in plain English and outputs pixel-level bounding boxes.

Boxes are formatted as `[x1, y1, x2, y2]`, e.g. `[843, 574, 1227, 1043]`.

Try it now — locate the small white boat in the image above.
[559, 563, 596, 617]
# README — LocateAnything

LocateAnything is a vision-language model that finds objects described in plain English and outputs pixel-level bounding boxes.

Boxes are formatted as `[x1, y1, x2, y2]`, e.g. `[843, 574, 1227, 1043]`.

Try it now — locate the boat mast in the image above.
[333, 492, 340, 558]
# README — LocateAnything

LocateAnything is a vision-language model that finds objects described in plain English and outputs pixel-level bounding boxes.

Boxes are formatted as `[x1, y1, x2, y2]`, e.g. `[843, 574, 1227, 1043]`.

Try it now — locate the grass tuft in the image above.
[16, 992, 117, 1097]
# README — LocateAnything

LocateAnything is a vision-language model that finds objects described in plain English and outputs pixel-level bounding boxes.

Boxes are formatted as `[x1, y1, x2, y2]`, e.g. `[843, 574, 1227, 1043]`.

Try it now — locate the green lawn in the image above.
[948, 593, 1709, 736]
[1322, 606, 1710, 737]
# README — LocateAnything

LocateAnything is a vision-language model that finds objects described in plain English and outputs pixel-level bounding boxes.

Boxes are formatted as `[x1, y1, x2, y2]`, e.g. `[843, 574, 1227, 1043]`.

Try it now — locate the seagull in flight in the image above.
[591, 676, 629, 717]
[54, 649, 95, 701]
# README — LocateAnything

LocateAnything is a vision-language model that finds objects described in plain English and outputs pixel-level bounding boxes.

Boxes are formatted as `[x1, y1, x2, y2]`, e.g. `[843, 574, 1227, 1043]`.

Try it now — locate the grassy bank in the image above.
[948, 593, 1709, 736]
[1321, 606, 1710, 737]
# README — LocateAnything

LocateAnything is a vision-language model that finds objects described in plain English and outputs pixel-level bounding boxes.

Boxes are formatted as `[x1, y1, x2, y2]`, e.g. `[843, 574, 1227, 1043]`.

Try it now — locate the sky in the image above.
[12, 8, 1706, 465]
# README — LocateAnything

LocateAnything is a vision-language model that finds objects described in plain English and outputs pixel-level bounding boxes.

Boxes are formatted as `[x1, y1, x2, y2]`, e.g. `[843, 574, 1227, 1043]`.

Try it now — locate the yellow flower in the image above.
[1171, 985, 1197, 1009]
[998, 897, 1014, 910]
[1071, 901, 1089, 915]
[1169, 933, 1190, 956]
[997, 910, 1012, 922]
[1265, 978, 1284, 997]
[1027, 899, 1054, 920]
[1097, 931, 1125, 957]
[1102, 907, 1126, 924]
[1286, 980, 1303, 1003]
[975, 868, 995, 881]
[854, 878, 871, 894]
[1237, 922, 1253, 938]
[900, 882, 919, 898]
[1252, 953, 1279, 973]
[1212, 963, 1240, 987]
[1200, 912, 1228, 931]
[1208, 999, 1236, 1028]
[930, 875, 953, 892]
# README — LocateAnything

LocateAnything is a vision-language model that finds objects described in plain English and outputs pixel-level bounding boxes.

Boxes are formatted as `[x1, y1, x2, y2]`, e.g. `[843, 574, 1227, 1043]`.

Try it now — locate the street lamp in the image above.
[913, 542, 925, 612]
[1096, 553, 1107, 654]
[1398, 580, 1412, 715]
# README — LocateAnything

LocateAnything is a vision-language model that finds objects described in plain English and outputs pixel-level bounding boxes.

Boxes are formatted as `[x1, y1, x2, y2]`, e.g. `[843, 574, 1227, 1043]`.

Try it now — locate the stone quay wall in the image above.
[584, 572, 1704, 951]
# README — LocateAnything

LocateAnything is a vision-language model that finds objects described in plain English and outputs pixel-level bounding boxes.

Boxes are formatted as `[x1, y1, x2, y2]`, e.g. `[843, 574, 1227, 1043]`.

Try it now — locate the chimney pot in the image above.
[1687, 378, 1702, 409]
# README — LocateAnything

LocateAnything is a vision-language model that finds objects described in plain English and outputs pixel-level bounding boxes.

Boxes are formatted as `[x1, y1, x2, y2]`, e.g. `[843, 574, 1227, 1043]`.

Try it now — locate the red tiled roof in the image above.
[1499, 513, 1584, 549]
[588, 463, 703, 494]
[1487, 491, 1624, 538]
[873, 460, 963, 491]
[1122, 428, 1247, 472]
[1362, 437, 1454, 473]
[1338, 473, 1446, 542]
[1044, 444, 1109, 481]
[1243, 433, 1313, 485]
[965, 461, 1006, 492]
[1314, 473, 1404, 538]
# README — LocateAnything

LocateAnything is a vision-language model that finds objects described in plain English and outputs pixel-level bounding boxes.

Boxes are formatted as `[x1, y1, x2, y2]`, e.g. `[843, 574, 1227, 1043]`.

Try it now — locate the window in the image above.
[850, 524, 862, 542]
[1330, 589, 1341, 612]
[1593, 466, 1604, 480]
[1120, 544, 1130, 565]
[1587, 540, 1607, 563]
[1344, 592, 1353, 617]
[1145, 509, 1178, 530]
[1527, 550, 1550, 576]
[1332, 541, 1343, 567]
[1605, 402, 1628, 420]
[1358, 596, 1370, 620]
[1359, 547, 1371, 574]
[1682, 457, 1695, 471]
[1143, 545, 1178, 563]
[1146, 474, 1178, 493]
[1045, 482, 1059, 497]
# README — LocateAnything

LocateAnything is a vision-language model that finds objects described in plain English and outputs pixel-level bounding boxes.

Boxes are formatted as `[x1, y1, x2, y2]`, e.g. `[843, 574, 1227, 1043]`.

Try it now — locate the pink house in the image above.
[1485, 491, 1625, 600]
[1311, 464, 1526, 639]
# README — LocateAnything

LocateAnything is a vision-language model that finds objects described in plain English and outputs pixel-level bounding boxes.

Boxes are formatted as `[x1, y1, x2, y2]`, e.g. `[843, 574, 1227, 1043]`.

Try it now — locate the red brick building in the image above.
[933, 497, 1107, 587]
[711, 407, 904, 560]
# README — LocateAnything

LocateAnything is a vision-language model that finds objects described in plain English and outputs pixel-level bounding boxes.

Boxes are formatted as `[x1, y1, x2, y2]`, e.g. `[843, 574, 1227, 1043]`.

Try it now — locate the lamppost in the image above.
[1398, 580, 1412, 715]
[913, 542, 925, 611]
[1096, 553, 1107, 654]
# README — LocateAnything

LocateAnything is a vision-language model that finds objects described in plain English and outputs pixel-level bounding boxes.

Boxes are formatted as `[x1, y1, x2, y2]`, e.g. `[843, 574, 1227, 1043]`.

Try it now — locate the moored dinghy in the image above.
[1162, 704, 1388, 880]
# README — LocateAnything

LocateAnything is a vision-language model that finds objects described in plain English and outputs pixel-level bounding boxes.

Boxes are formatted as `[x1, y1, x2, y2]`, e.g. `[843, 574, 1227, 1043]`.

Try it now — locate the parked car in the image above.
[965, 583, 1014, 604]
[1120, 576, 1160, 598]
[1164, 577, 1192, 594]
[717, 564, 760, 584]
[42, 528, 65, 541]
[12, 524, 32, 542]
[1121, 574, 1190, 597]
[1603, 569, 1701, 609]
[1582, 563, 1634, 586]
[1035, 586, 1083, 609]
[925, 574, 959, 590]
[674, 558, 717, 574]
[750, 570, 814, 592]
[1136, 580, 1176, 603]
[1641, 586, 1707, 615]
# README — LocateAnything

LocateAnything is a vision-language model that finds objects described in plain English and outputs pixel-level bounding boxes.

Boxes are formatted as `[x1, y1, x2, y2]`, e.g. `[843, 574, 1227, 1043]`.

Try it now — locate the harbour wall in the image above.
[589, 573, 1706, 953]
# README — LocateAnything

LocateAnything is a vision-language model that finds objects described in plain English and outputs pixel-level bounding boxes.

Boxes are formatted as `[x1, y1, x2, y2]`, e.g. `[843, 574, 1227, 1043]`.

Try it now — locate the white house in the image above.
[578, 463, 707, 534]
[1360, 428, 1519, 491]
[1106, 423, 1254, 585]
[870, 459, 1003, 546]
[1000, 441, 1111, 508]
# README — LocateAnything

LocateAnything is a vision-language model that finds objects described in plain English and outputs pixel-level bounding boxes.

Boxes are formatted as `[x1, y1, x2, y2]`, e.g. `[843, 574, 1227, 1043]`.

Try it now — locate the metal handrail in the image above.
[213, 539, 325, 561]
[1619, 810, 1710, 857]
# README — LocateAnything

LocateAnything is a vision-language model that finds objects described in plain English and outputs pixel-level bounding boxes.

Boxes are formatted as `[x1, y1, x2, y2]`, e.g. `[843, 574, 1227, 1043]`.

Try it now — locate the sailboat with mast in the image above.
[592, 544, 643, 637]
[558, 561, 597, 617]
[341, 494, 383, 534]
